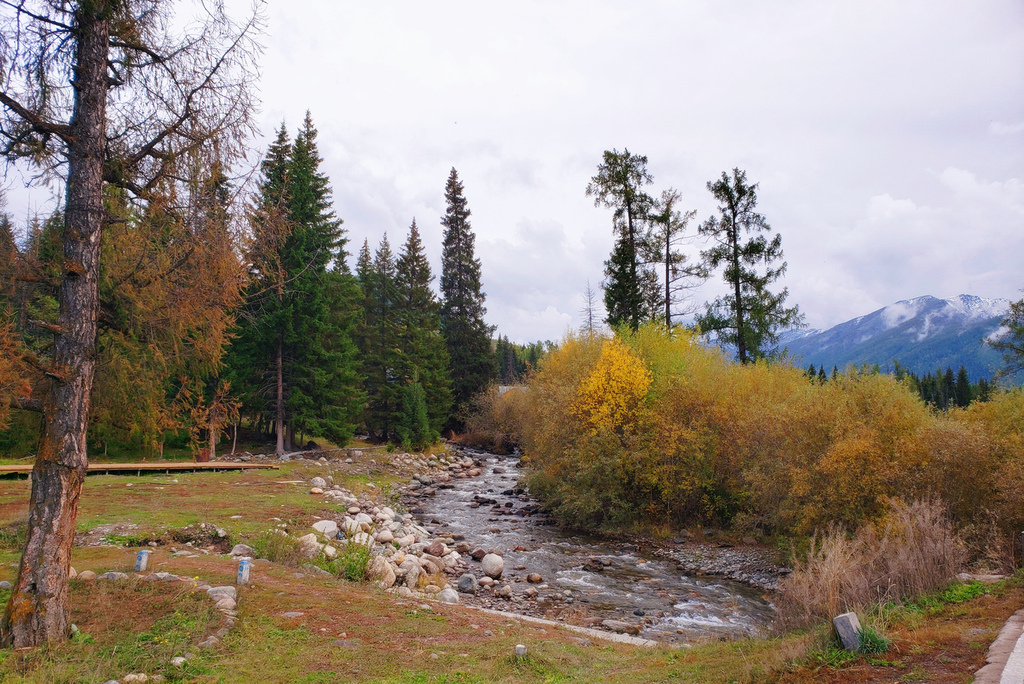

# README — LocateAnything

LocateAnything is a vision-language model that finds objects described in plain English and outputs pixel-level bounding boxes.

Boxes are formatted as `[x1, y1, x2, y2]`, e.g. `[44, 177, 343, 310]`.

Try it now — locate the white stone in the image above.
[215, 598, 236, 611]
[439, 588, 460, 604]
[368, 557, 397, 588]
[297, 533, 321, 559]
[341, 518, 360, 536]
[375, 529, 394, 544]
[400, 558, 421, 589]
[312, 520, 339, 539]
[355, 512, 374, 532]
[481, 553, 504, 579]
[833, 612, 862, 651]
[323, 545, 337, 560]
[207, 586, 237, 601]
[350, 532, 372, 547]
[310, 476, 327, 489]
[515, 644, 527, 657]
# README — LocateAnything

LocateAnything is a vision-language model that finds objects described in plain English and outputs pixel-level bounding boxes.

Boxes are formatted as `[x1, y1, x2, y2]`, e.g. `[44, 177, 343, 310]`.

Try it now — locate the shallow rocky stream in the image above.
[406, 448, 776, 644]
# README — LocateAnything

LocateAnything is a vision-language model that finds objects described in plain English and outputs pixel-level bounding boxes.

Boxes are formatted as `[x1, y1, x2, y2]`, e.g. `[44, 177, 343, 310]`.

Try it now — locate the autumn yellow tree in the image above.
[571, 338, 652, 435]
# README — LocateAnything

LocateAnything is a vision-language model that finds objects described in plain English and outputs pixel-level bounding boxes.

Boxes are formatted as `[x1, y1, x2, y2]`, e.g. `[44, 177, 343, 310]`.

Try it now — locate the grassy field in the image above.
[0, 454, 1017, 683]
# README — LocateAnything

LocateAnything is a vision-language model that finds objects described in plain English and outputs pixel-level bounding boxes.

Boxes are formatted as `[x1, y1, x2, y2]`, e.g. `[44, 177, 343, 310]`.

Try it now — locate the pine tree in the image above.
[977, 377, 991, 402]
[226, 115, 362, 453]
[990, 297, 1024, 377]
[587, 149, 658, 330]
[697, 168, 803, 363]
[395, 220, 452, 437]
[647, 189, 706, 326]
[439, 168, 495, 426]
[954, 365, 971, 408]
[941, 367, 956, 410]
[359, 235, 402, 440]
[226, 124, 293, 452]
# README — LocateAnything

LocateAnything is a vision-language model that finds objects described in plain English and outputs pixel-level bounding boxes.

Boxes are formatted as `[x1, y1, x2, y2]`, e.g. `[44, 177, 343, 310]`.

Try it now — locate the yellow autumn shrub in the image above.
[496, 323, 1021, 540]
[571, 337, 652, 435]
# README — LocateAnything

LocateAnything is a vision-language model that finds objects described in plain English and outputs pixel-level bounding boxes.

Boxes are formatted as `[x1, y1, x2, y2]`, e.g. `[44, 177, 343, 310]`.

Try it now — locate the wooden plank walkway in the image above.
[0, 461, 280, 478]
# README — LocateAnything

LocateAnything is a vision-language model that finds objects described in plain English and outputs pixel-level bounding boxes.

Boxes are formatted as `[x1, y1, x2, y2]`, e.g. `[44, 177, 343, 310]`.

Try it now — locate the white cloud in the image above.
[990, 121, 1024, 136]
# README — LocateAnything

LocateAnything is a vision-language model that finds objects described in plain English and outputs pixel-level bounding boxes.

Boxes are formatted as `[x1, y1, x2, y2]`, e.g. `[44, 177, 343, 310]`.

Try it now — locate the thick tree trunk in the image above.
[730, 213, 747, 364]
[275, 336, 285, 456]
[1, 6, 109, 648]
[664, 231, 671, 327]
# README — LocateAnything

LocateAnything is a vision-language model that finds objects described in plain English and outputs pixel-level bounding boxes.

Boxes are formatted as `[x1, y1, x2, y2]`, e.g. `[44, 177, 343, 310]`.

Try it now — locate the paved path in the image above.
[977, 609, 1024, 683]
[0, 461, 279, 478]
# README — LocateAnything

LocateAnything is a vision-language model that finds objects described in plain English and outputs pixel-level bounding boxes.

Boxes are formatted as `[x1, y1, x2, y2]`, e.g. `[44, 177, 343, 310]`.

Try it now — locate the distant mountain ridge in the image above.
[778, 294, 1010, 381]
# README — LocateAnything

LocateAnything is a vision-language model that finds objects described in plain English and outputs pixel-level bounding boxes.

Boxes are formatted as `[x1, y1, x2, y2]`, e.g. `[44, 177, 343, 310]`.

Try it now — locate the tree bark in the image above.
[275, 335, 285, 456]
[729, 207, 747, 364]
[1, 5, 109, 648]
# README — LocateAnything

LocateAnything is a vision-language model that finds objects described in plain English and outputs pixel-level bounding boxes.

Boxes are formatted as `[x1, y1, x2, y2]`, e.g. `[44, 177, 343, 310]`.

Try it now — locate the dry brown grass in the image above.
[776, 498, 965, 629]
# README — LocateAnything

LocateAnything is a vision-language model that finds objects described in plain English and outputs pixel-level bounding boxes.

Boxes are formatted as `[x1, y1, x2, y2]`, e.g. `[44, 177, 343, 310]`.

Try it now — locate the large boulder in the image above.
[439, 588, 460, 604]
[425, 540, 447, 557]
[368, 556, 397, 589]
[297, 533, 321, 559]
[419, 554, 443, 575]
[399, 558, 421, 589]
[354, 513, 374, 532]
[456, 573, 478, 594]
[481, 553, 504, 579]
[312, 520, 339, 539]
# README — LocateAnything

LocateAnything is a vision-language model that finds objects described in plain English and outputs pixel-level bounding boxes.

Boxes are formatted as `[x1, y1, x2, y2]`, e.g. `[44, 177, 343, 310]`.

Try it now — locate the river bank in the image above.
[398, 444, 783, 643]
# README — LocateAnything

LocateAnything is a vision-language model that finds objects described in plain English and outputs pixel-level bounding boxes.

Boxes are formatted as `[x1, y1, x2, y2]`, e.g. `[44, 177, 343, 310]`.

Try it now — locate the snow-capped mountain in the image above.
[779, 295, 1011, 380]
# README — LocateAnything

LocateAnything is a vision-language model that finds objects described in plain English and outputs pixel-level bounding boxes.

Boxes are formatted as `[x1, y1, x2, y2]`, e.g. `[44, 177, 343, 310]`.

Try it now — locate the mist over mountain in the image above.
[778, 295, 1010, 381]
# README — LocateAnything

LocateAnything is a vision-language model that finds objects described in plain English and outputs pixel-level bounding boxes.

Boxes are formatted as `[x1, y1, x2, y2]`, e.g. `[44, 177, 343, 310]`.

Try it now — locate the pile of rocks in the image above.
[655, 543, 788, 591]
[277, 448, 535, 607]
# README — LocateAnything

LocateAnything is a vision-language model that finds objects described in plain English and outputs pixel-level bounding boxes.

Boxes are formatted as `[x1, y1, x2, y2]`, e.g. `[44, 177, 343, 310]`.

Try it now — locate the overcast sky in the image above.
[8, 1, 1024, 344]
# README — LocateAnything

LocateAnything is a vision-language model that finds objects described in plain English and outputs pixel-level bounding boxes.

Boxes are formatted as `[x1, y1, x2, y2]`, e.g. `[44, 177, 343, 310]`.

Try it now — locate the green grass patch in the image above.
[857, 624, 891, 654]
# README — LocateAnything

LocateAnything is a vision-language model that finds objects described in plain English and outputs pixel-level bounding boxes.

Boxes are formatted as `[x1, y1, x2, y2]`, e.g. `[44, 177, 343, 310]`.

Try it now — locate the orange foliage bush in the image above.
[485, 323, 1023, 542]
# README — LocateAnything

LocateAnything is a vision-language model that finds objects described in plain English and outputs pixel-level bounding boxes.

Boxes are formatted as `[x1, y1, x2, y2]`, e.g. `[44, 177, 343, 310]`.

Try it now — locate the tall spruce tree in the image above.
[439, 168, 495, 426]
[648, 189, 706, 326]
[284, 113, 362, 446]
[697, 168, 803, 363]
[226, 114, 362, 453]
[587, 149, 658, 330]
[395, 220, 452, 438]
[954, 365, 971, 408]
[358, 235, 402, 440]
[226, 124, 292, 452]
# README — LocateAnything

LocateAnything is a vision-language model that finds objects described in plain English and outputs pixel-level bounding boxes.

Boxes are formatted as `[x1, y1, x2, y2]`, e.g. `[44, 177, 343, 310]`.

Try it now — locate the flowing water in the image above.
[410, 451, 775, 644]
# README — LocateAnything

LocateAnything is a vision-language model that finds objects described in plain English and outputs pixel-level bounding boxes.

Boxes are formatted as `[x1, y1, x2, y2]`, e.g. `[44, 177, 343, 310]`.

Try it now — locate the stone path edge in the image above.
[975, 608, 1024, 684]
[466, 606, 660, 647]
